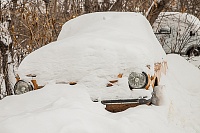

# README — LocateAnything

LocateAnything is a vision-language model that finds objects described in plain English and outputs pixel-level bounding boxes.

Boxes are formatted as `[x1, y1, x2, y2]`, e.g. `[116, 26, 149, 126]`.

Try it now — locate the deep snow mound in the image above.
[1, 54, 200, 133]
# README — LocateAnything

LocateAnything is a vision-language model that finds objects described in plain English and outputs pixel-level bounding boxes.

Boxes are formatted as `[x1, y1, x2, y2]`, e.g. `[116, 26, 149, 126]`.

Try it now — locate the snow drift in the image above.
[0, 54, 200, 133]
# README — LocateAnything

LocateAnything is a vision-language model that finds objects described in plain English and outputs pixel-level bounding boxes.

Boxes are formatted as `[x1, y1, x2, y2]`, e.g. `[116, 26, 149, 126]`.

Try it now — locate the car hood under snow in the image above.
[17, 12, 166, 99]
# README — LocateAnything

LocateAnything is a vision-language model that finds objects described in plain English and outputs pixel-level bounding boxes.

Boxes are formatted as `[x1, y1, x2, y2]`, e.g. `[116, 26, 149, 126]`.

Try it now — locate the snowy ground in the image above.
[1, 12, 200, 133]
[0, 54, 200, 133]
[185, 56, 200, 69]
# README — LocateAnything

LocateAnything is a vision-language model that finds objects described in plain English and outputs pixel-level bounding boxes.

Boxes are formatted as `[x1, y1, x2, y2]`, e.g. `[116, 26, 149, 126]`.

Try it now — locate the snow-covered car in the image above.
[153, 12, 200, 56]
[14, 12, 167, 111]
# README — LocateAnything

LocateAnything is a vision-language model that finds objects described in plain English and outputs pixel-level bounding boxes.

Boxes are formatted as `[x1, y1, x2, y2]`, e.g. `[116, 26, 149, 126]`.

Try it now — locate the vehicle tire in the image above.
[188, 48, 199, 57]
[151, 85, 164, 106]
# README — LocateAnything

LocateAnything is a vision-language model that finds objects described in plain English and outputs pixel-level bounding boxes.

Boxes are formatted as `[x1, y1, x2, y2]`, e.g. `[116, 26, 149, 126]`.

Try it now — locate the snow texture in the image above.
[0, 54, 200, 133]
[2, 12, 199, 133]
[17, 12, 166, 100]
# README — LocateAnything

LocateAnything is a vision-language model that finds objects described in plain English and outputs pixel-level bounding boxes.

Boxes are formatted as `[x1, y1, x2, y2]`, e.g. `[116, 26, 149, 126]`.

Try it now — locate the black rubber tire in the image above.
[188, 48, 199, 57]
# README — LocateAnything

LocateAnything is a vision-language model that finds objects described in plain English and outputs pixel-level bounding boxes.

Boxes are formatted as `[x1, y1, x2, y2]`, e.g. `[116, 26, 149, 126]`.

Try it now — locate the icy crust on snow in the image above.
[1, 54, 200, 133]
[18, 12, 165, 88]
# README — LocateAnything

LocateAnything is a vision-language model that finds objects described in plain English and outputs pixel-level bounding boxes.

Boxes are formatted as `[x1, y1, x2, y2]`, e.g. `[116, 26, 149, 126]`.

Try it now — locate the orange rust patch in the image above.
[105, 103, 140, 112]
[15, 74, 20, 82]
[31, 80, 38, 90]
[69, 82, 77, 85]
[109, 80, 118, 83]
[106, 83, 113, 87]
[145, 75, 151, 90]
[117, 73, 123, 78]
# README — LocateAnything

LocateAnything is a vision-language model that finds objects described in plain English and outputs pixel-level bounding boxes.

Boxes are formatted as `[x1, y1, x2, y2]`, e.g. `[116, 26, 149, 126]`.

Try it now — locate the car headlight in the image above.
[14, 80, 33, 95]
[128, 72, 148, 89]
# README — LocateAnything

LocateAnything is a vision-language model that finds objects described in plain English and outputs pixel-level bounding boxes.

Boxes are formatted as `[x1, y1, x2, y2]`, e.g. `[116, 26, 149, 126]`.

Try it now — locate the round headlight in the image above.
[14, 80, 33, 95]
[128, 72, 148, 89]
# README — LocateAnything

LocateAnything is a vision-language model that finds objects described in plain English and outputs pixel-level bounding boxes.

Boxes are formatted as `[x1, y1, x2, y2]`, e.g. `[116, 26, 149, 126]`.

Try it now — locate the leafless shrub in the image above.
[153, 12, 200, 56]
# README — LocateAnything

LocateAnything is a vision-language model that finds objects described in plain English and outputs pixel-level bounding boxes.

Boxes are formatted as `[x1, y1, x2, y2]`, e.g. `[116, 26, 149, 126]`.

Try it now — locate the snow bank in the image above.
[0, 84, 128, 133]
[159, 54, 200, 132]
[167, 54, 200, 91]
[1, 54, 200, 133]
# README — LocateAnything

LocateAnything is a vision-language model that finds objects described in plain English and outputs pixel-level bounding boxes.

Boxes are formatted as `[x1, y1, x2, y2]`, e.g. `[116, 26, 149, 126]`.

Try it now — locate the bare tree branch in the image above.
[147, 0, 171, 25]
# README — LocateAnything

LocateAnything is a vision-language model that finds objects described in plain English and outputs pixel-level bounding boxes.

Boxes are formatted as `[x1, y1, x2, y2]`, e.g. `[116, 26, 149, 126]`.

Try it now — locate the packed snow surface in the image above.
[0, 54, 200, 133]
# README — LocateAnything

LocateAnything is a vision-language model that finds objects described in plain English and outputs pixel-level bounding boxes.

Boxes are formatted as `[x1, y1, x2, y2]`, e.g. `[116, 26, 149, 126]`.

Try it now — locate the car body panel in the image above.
[153, 12, 200, 55]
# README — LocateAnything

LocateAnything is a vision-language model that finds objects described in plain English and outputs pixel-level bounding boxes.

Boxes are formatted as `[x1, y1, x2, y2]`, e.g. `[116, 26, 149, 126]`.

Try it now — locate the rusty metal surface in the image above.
[105, 103, 140, 113]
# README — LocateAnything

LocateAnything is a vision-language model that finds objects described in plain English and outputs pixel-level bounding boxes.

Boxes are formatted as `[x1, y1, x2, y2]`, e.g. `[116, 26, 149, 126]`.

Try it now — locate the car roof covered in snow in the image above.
[17, 12, 166, 86]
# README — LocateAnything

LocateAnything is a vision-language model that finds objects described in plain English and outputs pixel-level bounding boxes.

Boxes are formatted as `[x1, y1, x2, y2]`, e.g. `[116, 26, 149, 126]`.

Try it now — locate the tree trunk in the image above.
[63, 0, 69, 14]
[0, 41, 12, 96]
[12, 0, 17, 10]
[147, 0, 171, 25]
[43, 0, 50, 13]
[84, 0, 90, 13]
[0, 0, 2, 22]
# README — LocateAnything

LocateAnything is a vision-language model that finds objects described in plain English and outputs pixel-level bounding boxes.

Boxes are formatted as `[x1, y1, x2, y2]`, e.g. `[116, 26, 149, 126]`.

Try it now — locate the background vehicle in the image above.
[153, 12, 200, 57]
[14, 12, 167, 112]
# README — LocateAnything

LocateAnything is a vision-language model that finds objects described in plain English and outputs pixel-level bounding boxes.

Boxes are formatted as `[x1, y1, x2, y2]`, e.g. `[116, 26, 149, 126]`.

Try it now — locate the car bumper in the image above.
[101, 98, 151, 112]
[101, 98, 151, 105]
